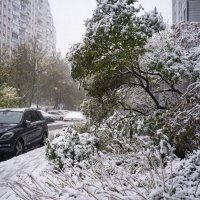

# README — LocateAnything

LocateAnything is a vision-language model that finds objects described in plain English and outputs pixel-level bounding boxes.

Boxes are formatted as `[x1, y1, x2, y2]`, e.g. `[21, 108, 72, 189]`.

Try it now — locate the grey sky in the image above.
[48, 0, 172, 56]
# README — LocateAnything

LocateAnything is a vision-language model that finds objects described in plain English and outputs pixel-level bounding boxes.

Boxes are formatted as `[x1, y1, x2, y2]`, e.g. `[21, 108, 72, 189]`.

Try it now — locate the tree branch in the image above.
[138, 68, 183, 95]
[118, 101, 146, 115]
[153, 89, 181, 94]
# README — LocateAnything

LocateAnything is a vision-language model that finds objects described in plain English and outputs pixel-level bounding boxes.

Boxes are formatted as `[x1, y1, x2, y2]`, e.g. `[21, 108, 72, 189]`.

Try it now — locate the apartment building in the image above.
[0, 0, 56, 55]
[172, 0, 200, 24]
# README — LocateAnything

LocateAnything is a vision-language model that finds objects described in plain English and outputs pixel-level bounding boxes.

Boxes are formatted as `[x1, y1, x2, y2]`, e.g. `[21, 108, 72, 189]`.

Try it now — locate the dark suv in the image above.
[0, 108, 48, 158]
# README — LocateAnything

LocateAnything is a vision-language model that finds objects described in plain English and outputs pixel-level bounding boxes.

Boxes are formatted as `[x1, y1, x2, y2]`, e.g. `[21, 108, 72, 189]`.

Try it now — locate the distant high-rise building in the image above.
[172, 0, 200, 24]
[0, 0, 56, 55]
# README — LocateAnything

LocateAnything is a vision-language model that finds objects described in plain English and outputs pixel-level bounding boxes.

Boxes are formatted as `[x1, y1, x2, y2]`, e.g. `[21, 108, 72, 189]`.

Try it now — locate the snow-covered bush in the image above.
[148, 150, 200, 199]
[46, 126, 98, 170]
[87, 110, 141, 153]
[11, 104, 200, 199]
[11, 148, 200, 200]
[84, 81, 200, 160]
[133, 83, 200, 159]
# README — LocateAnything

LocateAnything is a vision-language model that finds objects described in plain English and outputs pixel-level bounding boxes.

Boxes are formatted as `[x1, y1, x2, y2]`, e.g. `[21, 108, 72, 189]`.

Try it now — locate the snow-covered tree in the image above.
[68, 1, 169, 120]
[68, 0, 200, 158]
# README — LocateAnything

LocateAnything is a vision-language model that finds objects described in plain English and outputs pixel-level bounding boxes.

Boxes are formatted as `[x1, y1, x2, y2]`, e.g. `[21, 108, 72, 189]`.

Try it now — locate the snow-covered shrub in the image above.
[148, 150, 200, 199]
[7, 170, 95, 200]
[161, 104, 200, 158]
[46, 126, 98, 170]
[134, 83, 200, 159]
[12, 148, 200, 200]
[10, 106, 200, 199]
[89, 111, 141, 153]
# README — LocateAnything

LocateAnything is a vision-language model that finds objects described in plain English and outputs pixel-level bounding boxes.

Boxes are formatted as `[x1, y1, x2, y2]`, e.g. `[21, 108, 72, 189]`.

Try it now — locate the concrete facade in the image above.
[172, 0, 200, 24]
[0, 0, 56, 55]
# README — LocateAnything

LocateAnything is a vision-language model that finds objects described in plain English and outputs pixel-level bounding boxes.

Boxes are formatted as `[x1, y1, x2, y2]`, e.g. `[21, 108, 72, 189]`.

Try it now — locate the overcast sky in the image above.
[48, 0, 172, 56]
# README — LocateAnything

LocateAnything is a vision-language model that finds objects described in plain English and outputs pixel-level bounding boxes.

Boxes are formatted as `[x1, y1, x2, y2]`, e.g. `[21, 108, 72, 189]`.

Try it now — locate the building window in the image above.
[183, 8, 187, 21]
[12, 32, 18, 39]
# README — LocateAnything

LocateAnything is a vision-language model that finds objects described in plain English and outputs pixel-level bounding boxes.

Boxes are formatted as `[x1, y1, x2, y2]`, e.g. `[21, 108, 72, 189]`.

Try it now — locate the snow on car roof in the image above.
[0, 108, 35, 112]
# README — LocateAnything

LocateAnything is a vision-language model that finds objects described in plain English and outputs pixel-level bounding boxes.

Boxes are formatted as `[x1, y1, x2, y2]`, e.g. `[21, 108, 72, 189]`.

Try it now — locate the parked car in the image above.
[47, 110, 65, 120]
[38, 110, 55, 123]
[59, 110, 70, 115]
[0, 108, 48, 158]
[63, 111, 86, 123]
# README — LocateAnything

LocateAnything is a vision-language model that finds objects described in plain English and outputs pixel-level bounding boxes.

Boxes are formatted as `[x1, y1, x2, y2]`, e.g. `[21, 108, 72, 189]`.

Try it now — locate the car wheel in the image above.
[40, 133, 48, 146]
[14, 140, 24, 156]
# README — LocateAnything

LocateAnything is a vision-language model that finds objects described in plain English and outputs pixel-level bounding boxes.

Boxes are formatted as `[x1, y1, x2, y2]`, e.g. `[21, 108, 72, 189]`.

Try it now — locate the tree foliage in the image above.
[0, 84, 20, 107]
[4, 42, 84, 109]
[0, 49, 20, 107]
[68, 0, 167, 119]
[38, 55, 85, 109]
[10, 42, 45, 106]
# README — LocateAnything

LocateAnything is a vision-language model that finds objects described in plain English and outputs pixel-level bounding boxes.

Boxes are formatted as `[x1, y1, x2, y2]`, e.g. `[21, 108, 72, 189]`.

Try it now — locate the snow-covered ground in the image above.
[0, 147, 47, 199]
[1, 126, 200, 200]
[0, 129, 58, 200]
[47, 120, 67, 127]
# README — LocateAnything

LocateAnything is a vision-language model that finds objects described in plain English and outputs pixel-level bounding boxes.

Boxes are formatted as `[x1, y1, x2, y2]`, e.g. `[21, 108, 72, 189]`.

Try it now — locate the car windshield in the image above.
[0, 110, 23, 124]
[49, 111, 61, 115]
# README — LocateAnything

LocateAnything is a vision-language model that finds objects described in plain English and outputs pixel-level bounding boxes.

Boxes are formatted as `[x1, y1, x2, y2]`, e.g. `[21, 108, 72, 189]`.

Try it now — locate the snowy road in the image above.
[0, 124, 64, 200]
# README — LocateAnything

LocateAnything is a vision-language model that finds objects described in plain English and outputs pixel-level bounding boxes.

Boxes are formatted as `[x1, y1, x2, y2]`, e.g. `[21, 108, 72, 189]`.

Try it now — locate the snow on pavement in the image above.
[0, 129, 59, 200]
[0, 126, 77, 200]
[0, 147, 48, 199]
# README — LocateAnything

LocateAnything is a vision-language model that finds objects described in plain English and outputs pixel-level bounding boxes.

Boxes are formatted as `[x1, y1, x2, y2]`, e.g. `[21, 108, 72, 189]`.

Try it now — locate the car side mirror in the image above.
[23, 120, 31, 127]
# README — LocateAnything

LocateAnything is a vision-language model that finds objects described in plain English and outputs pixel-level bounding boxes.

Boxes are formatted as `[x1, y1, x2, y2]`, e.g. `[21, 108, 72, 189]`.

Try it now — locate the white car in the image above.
[47, 110, 65, 120]
[38, 110, 56, 122]
[63, 111, 86, 123]
[59, 110, 70, 115]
